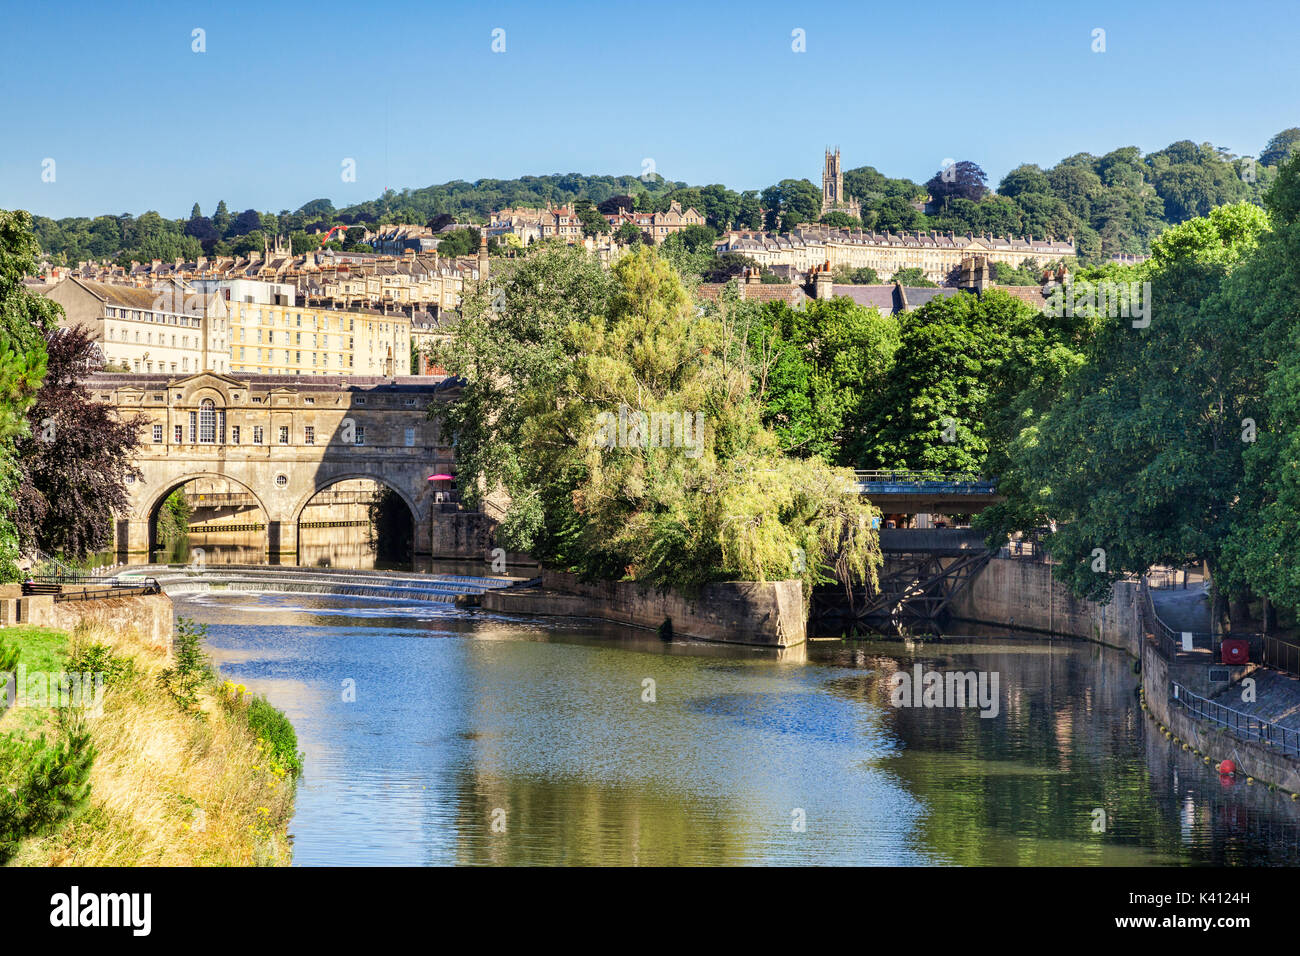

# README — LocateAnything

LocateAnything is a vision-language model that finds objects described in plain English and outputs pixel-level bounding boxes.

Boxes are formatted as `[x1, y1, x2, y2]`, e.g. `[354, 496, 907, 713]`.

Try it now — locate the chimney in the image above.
[813, 262, 834, 300]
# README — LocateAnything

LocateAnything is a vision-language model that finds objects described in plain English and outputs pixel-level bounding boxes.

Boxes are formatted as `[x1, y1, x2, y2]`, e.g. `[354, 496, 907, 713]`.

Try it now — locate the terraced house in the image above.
[717, 225, 1076, 285]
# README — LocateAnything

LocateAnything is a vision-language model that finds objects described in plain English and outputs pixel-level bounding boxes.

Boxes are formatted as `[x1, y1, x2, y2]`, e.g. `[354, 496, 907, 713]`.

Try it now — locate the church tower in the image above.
[821, 148, 843, 213]
[820, 147, 861, 220]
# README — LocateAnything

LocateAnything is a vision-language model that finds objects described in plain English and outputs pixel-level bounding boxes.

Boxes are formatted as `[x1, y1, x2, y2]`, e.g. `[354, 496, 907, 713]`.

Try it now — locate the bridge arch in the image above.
[143, 471, 272, 563]
[292, 473, 419, 567]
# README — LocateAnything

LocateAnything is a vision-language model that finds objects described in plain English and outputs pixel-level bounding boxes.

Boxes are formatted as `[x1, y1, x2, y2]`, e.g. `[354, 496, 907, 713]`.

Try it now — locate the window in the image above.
[174, 424, 182, 443]
[404, 427, 415, 447]
[304, 426, 315, 445]
[152, 425, 163, 443]
[187, 411, 196, 443]
[253, 426, 264, 444]
[199, 399, 216, 443]
[354, 425, 365, 446]
[278, 426, 289, 444]
[275, 474, 288, 487]
[232, 425, 241, 444]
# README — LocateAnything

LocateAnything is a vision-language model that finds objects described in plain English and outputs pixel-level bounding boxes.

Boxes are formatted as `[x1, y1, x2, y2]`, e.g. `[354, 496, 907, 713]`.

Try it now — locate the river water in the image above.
[172, 588, 1300, 866]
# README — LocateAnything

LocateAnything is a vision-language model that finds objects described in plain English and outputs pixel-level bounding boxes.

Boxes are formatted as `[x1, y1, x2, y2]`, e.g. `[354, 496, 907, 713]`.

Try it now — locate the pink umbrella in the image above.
[427, 473, 454, 481]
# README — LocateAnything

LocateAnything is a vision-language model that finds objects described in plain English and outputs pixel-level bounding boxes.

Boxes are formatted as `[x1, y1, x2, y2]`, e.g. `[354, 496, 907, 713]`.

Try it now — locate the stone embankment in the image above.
[953, 556, 1300, 794]
[481, 570, 806, 647]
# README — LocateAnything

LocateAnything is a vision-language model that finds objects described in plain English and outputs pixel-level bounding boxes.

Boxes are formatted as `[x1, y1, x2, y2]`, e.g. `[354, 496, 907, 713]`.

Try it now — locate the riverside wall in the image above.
[0, 591, 174, 655]
[955, 556, 1300, 793]
[481, 570, 806, 647]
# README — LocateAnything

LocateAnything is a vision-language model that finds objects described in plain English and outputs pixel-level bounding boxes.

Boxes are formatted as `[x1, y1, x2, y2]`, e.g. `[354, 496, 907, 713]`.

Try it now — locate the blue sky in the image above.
[2, 0, 1297, 219]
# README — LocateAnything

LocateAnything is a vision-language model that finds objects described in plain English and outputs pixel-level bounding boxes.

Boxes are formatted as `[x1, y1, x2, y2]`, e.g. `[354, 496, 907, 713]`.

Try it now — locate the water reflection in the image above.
[176, 592, 1300, 866]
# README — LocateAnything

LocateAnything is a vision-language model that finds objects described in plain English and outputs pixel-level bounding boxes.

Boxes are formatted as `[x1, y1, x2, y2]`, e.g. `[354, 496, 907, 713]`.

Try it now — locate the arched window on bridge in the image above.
[199, 399, 217, 444]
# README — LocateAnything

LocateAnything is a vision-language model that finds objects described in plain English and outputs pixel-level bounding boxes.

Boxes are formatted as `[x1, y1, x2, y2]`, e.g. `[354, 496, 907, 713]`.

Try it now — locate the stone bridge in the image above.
[85, 372, 460, 563]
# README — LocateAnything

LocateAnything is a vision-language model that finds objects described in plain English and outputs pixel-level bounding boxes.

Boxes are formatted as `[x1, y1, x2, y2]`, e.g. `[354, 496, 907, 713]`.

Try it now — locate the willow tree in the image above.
[434, 245, 880, 599]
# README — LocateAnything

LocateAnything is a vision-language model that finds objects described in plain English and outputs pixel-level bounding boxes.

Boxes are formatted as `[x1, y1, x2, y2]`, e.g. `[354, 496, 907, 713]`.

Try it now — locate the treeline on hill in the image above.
[726, 152, 1300, 635]
[30, 130, 1300, 269]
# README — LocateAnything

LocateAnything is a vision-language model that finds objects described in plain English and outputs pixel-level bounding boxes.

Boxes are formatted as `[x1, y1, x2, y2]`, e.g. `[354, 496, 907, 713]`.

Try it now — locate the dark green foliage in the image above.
[65, 642, 134, 687]
[0, 720, 96, 862]
[245, 696, 303, 777]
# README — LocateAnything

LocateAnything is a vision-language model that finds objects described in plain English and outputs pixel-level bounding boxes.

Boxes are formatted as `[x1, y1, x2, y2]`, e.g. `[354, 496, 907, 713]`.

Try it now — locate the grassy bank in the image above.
[1, 617, 298, 866]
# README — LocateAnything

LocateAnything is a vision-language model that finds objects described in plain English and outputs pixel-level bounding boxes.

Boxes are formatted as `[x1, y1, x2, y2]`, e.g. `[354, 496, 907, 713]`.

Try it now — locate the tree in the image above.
[598, 195, 638, 216]
[229, 209, 262, 237]
[433, 245, 881, 599]
[890, 267, 936, 287]
[0, 211, 54, 579]
[13, 324, 142, 561]
[1259, 128, 1300, 168]
[761, 179, 821, 232]
[613, 221, 644, 247]
[847, 290, 1044, 475]
[572, 198, 609, 237]
[743, 296, 899, 463]
[832, 265, 878, 285]
[434, 228, 480, 258]
[212, 200, 230, 235]
[925, 161, 989, 209]
[820, 211, 861, 229]
[993, 203, 1271, 604]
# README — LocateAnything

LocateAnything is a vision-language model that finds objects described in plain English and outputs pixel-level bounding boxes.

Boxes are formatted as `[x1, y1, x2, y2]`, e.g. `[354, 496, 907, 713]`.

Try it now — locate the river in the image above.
[172, 586, 1300, 866]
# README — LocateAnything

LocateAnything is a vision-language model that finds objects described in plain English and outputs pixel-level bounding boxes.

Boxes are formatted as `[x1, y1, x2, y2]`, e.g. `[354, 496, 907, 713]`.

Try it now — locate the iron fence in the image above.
[25, 574, 161, 601]
[1170, 681, 1300, 757]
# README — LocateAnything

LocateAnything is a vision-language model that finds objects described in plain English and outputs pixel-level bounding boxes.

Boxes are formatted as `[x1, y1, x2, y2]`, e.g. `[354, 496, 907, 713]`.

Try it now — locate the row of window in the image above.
[107, 326, 201, 348]
[150, 419, 419, 447]
[106, 307, 201, 327]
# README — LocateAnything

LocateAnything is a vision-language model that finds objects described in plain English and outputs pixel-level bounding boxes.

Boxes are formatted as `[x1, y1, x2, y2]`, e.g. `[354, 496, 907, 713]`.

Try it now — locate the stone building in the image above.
[44, 277, 231, 375]
[716, 226, 1074, 286]
[820, 147, 862, 219]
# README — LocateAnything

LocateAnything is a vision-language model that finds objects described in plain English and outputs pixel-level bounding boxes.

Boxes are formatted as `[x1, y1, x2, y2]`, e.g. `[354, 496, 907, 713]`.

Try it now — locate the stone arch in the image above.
[292, 473, 420, 567]
[143, 471, 272, 561]
[291, 472, 420, 527]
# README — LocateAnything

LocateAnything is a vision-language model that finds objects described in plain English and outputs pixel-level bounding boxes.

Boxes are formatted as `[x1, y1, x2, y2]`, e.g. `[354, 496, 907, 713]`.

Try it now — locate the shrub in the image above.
[0, 718, 96, 862]
[246, 696, 303, 778]
[66, 641, 134, 686]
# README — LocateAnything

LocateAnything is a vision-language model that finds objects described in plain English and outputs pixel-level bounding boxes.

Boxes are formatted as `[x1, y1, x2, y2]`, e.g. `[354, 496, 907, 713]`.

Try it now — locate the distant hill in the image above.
[22, 129, 1300, 268]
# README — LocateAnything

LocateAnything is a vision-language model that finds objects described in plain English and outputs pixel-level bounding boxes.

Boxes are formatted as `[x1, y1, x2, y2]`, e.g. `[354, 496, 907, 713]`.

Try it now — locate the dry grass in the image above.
[8, 620, 296, 866]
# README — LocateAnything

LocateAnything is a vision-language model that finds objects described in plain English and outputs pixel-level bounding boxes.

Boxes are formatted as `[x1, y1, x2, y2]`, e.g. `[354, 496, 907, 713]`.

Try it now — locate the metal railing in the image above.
[1140, 578, 1213, 660]
[854, 469, 997, 493]
[1170, 681, 1300, 757]
[1252, 633, 1300, 678]
[25, 574, 161, 601]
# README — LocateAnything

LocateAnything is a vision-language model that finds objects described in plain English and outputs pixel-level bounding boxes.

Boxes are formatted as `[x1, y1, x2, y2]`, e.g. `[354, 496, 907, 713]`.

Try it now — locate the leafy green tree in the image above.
[847, 290, 1044, 475]
[994, 202, 1270, 603]
[820, 211, 861, 229]
[434, 245, 880, 598]
[1260, 128, 1300, 169]
[743, 296, 898, 462]
[614, 221, 644, 246]
[0, 210, 53, 579]
[890, 267, 936, 287]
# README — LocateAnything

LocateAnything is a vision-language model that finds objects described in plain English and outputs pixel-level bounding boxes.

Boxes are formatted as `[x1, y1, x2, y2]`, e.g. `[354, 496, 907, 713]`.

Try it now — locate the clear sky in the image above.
[3, 0, 1297, 219]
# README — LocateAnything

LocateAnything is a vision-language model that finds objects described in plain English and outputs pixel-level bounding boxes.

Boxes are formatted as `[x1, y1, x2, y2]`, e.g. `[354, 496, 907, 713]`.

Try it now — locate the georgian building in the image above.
[716, 226, 1075, 286]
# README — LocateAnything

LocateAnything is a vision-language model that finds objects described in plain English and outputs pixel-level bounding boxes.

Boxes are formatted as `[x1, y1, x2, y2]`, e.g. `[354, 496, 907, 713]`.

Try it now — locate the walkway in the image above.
[1150, 580, 1212, 634]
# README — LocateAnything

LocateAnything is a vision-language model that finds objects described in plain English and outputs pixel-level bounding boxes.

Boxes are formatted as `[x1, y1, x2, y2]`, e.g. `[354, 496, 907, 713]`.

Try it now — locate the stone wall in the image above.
[956, 556, 1300, 792]
[481, 570, 805, 647]
[1, 593, 173, 656]
[950, 556, 1142, 655]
